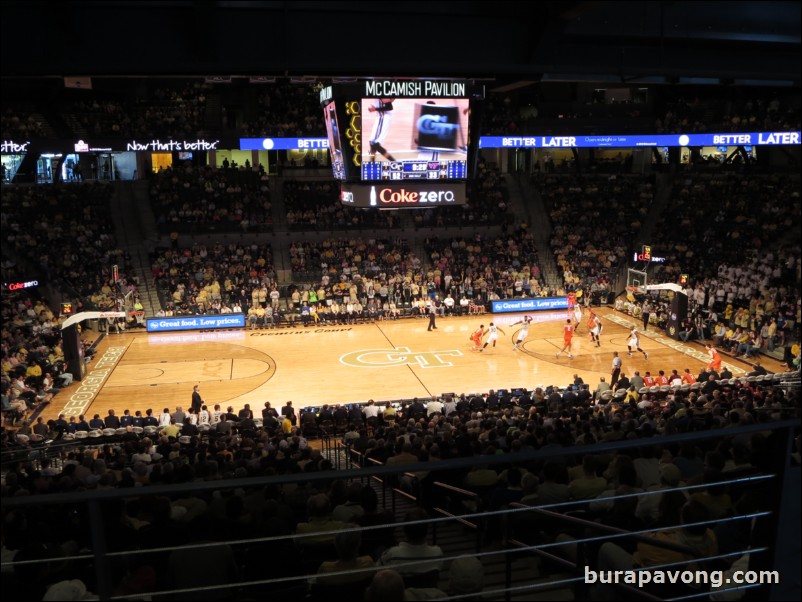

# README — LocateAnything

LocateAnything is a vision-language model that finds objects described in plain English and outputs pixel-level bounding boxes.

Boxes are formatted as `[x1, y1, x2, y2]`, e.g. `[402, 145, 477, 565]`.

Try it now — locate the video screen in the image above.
[323, 101, 347, 180]
[361, 98, 469, 181]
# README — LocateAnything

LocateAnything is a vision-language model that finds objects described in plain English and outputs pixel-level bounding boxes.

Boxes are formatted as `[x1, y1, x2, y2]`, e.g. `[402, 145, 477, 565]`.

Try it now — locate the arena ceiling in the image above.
[2, 1, 800, 89]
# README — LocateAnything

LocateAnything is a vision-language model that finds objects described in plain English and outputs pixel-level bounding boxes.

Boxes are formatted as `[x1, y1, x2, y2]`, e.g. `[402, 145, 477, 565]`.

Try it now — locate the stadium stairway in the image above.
[109, 181, 163, 315]
[267, 177, 295, 284]
[511, 174, 563, 291]
[630, 172, 675, 258]
[392, 480, 569, 599]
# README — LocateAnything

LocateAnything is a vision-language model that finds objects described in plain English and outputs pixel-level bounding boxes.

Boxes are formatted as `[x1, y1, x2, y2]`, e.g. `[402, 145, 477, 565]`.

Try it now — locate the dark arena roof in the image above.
[2, 1, 800, 87]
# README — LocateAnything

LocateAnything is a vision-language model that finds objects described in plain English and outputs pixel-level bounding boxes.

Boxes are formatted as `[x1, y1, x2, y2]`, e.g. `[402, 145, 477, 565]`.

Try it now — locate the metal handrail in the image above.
[1, 420, 795, 601]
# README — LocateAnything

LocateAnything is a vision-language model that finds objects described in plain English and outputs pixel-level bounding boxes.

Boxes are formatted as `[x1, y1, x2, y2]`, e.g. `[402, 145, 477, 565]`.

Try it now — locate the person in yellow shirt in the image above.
[255, 304, 266, 328]
[26, 363, 43, 379]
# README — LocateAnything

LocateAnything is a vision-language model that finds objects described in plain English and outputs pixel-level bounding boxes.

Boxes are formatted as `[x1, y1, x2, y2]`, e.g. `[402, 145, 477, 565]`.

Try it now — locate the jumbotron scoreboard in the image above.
[320, 79, 484, 208]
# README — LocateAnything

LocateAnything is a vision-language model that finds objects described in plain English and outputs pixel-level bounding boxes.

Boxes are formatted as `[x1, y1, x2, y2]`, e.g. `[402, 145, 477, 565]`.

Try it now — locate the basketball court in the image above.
[43, 308, 775, 421]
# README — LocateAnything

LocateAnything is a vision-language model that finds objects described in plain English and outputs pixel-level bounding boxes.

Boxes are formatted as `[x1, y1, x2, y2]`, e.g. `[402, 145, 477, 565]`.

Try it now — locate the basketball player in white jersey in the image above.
[512, 315, 533, 350]
[480, 322, 505, 352]
[627, 327, 648, 359]
[573, 304, 583, 332]
[367, 98, 396, 161]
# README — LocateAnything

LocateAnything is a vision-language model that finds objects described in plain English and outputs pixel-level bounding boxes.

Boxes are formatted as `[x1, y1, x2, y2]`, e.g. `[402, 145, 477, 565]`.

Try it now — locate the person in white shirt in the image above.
[426, 397, 444, 416]
[443, 295, 455, 316]
[158, 408, 172, 427]
[363, 399, 381, 419]
[210, 404, 223, 425]
[379, 508, 444, 576]
[198, 405, 210, 425]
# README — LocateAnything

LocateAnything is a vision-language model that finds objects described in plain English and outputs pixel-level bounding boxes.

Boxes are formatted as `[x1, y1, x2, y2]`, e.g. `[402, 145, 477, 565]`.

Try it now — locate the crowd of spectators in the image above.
[149, 163, 272, 234]
[538, 173, 654, 292]
[2, 363, 797, 598]
[481, 93, 652, 137]
[0, 181, 146, 425]
[60, 81, 212, 140]
[638, 172, 802, 358]
[1, 106, 48, 139]
[289, 236, 413, 280]
[286, 237, 448, 322]
[239, 83, 323, 138]
[151, 242, 276, 316]
[651, 173, 801, 283]
[422, 226, 552, 302]
[1, 182, 135, 304]
[654, 90, 801, 135]
[480, 87, 801, 139]
[0, 292, 89, 426]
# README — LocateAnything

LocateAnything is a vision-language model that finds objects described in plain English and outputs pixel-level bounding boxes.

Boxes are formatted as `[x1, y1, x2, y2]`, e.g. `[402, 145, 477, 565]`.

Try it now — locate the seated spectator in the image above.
[331, 482, 366, 523]
[568, 455, 608, 500]
[379, 508, 444, 577]
[538, 460, 571, 505]
[364, 569, 406, 602]
[315, 528, 375, 587]
[295, 493, 345, 545]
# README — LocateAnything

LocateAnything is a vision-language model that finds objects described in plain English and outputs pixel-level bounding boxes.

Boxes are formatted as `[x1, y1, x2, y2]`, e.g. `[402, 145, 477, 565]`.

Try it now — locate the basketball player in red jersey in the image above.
[469, 324, 485, 351]
[567, 291, 577, 321]
[705, 344, 722, 373]
[556, 319, 575, 358]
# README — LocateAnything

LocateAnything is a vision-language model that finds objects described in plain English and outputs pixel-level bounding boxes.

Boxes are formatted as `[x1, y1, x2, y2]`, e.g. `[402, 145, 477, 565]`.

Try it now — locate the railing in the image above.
[1, 420, 797, 601]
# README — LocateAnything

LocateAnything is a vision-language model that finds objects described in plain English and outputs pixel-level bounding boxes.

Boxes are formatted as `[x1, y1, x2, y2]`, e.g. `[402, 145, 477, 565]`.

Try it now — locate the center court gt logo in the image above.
[340, 346, 463, 368]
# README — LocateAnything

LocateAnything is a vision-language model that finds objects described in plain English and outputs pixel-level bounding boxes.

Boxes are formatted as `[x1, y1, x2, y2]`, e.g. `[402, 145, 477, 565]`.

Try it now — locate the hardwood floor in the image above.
[40, 308, 783, 421]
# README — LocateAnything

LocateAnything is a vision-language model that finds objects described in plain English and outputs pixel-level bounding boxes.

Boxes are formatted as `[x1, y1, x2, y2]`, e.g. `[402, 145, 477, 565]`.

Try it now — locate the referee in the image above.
[427, 301, 438, 331]
[611, 351, 622, 388]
